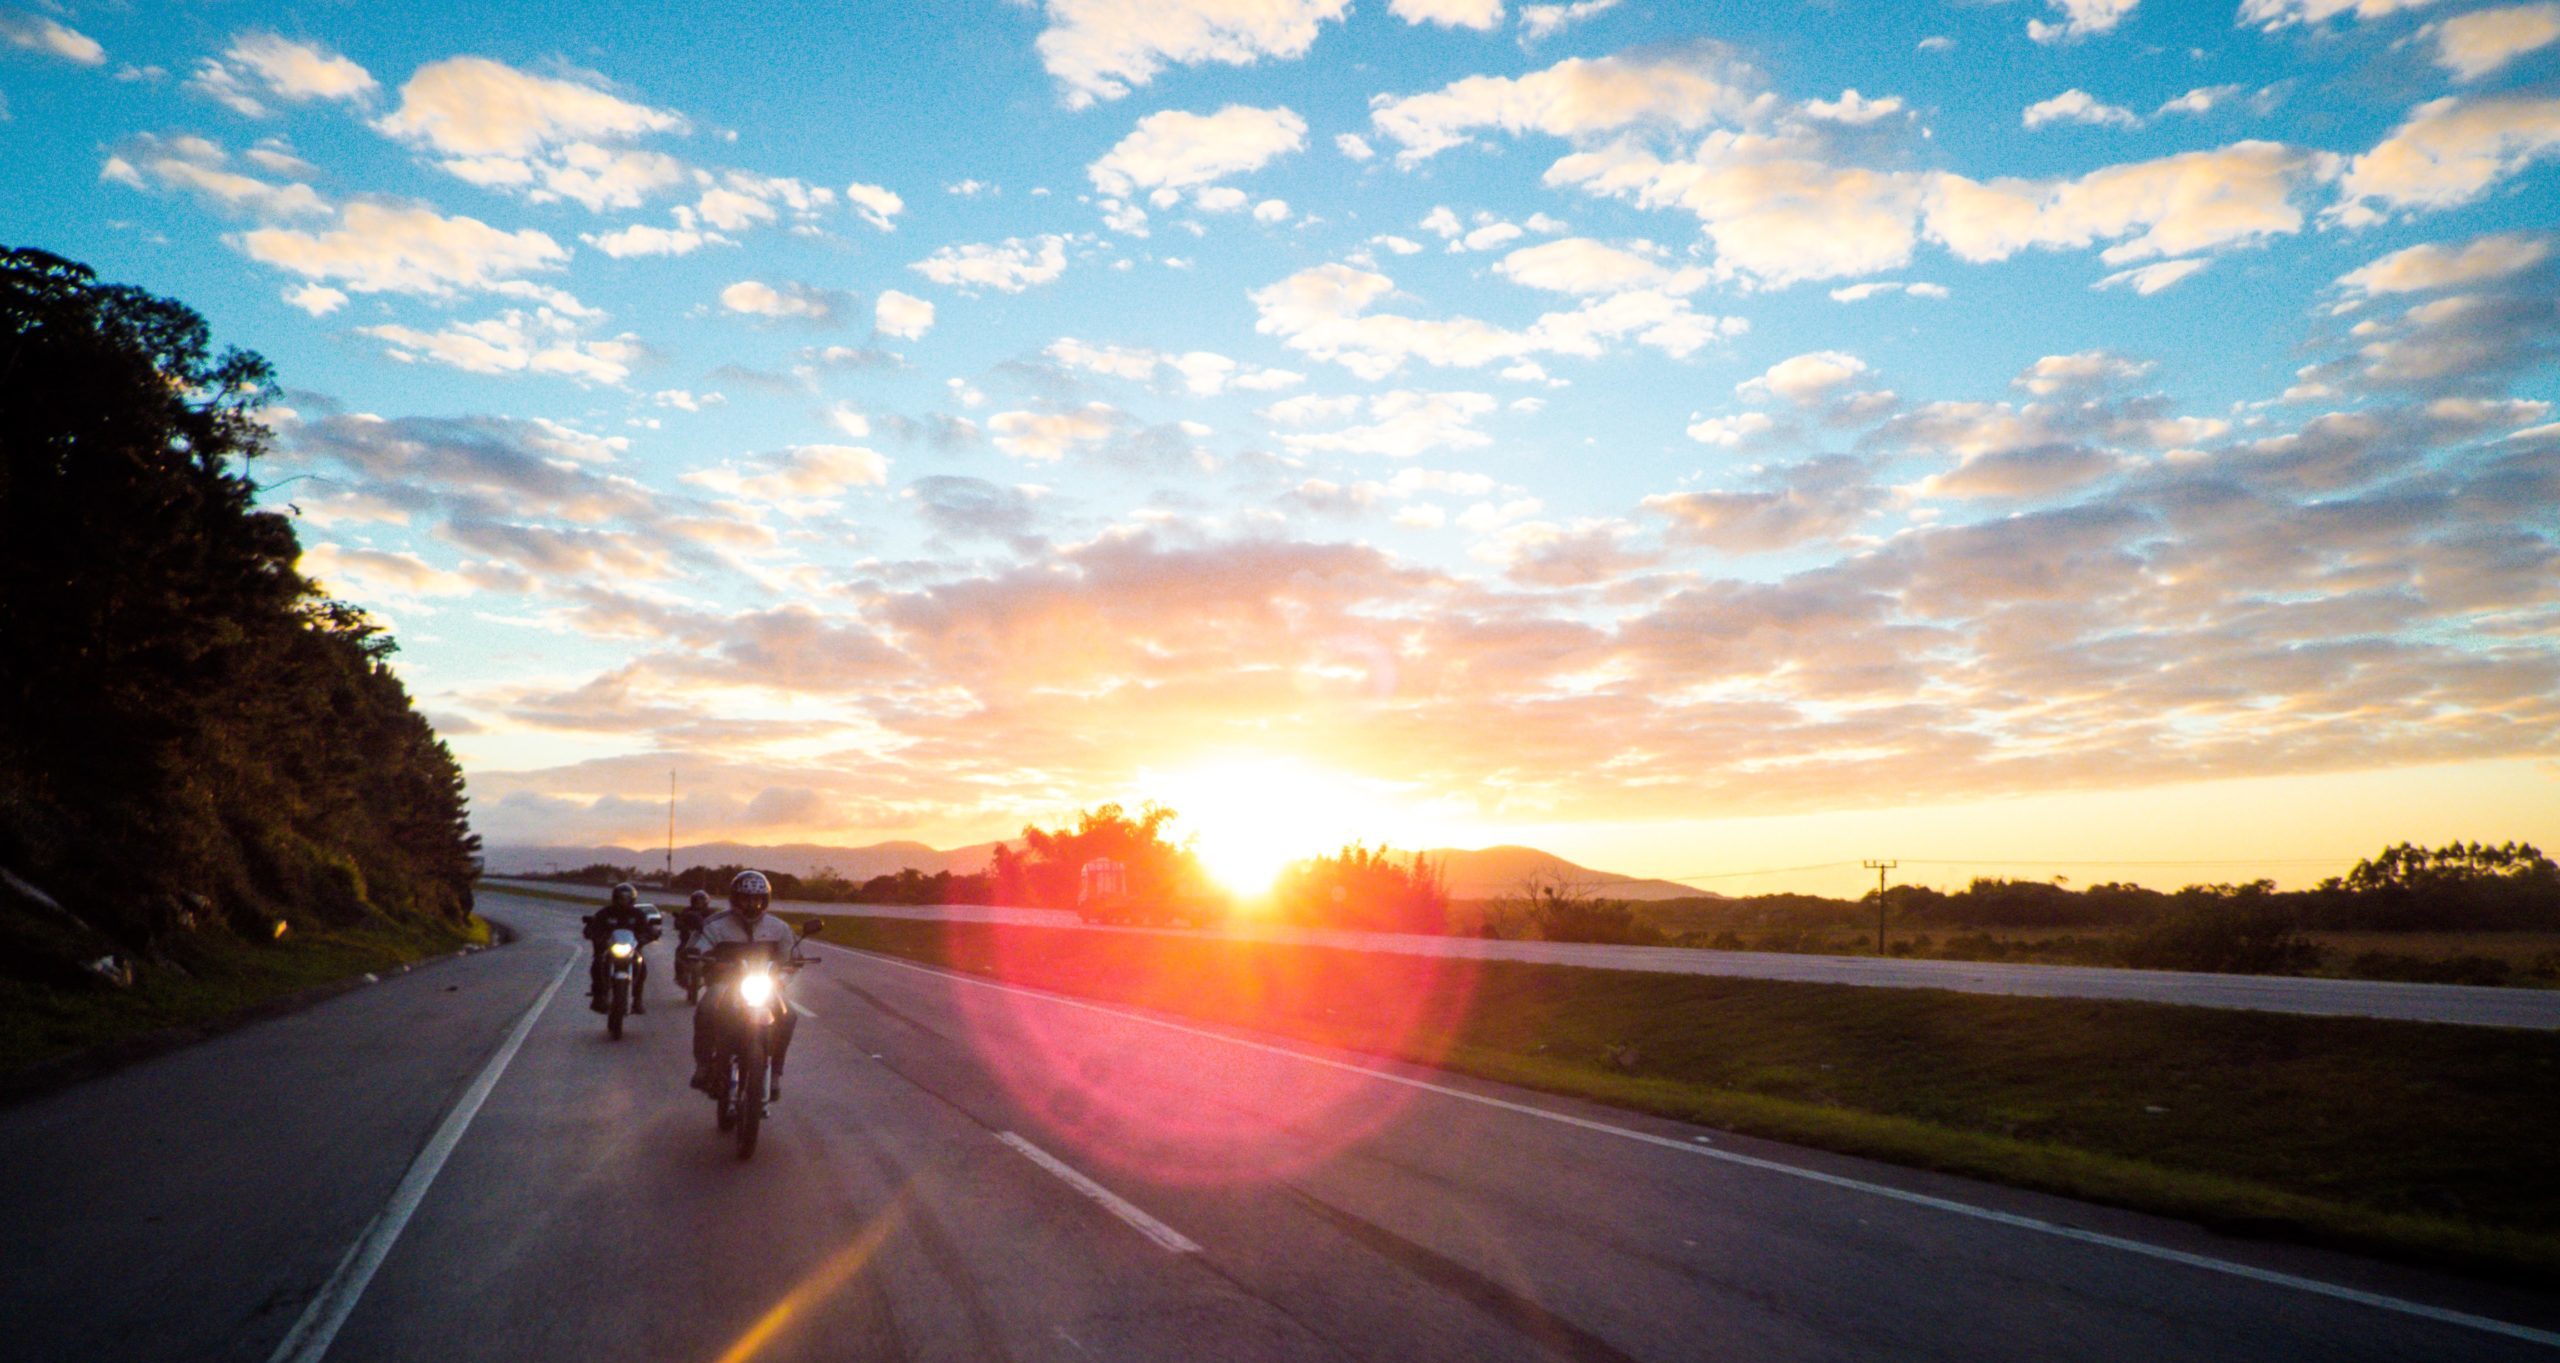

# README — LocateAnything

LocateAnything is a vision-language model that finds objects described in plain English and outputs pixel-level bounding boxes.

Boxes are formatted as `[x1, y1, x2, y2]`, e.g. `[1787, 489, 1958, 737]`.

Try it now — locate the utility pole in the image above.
[1863, 859, 1898, 955]
[665, 770, 676, 887]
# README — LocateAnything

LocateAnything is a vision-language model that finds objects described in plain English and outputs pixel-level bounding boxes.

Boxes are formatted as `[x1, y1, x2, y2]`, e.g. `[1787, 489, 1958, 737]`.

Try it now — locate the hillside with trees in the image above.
[0, 247, 480, 1052]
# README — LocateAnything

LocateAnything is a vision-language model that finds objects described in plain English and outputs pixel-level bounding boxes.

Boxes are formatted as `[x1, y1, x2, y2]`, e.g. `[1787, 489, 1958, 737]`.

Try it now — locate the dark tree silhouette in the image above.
[0, 246, 479, 981]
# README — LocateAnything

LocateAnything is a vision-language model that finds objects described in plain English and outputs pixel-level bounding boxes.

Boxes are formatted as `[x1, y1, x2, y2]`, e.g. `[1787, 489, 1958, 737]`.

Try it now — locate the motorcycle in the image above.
[702, 920, 822, 1159]
[672, 913, 709, 1004]
[600, 925, 642, 1040]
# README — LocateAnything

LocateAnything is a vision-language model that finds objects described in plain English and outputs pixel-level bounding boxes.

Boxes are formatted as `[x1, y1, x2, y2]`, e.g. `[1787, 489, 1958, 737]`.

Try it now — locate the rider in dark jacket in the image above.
[584, 882, 661, 1013]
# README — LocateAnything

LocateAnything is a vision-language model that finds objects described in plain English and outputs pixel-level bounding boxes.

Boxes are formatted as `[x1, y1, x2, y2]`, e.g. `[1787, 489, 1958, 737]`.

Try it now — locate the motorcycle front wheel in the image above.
[607, 977, 628, 1039]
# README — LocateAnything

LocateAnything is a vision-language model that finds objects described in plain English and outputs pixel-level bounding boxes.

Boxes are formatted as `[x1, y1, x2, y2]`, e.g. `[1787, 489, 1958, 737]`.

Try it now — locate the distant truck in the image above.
[1075, 857, 1190, 927]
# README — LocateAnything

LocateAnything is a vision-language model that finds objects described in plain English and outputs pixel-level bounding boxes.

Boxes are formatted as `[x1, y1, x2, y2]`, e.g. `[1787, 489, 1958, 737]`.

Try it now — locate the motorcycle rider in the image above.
[691, 870, 800, 1099]
[585, 881, 660, 1014]
[674, 889, 714, 950]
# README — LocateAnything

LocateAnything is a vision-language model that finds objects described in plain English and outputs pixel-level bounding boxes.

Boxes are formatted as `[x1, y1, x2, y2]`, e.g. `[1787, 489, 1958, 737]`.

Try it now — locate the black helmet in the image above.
[610, 881, 638, 910]
[729, 869, 772, 919]
[688, 889, 712, 911]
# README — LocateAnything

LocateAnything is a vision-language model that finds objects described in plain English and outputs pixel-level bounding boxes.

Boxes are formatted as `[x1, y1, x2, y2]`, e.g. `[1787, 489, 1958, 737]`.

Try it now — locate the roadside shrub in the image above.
[2117, 885, 2321, 975]
[1524, 885, 1663, 946]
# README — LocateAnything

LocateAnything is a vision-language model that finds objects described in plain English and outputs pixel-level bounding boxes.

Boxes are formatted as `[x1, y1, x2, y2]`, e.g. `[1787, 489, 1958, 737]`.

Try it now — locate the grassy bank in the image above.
[0, 914, 488, 1080]
[811, 915, 2560, 1285]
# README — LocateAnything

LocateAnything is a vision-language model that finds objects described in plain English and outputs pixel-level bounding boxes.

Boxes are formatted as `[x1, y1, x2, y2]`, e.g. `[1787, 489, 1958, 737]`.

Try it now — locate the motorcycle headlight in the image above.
[738, 970, 775, 1006]
[609, 941, 634, 958]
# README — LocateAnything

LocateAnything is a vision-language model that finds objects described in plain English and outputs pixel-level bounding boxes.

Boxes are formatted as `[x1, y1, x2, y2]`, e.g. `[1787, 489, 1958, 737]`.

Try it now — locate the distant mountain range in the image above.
[479, 840, 1714, 901]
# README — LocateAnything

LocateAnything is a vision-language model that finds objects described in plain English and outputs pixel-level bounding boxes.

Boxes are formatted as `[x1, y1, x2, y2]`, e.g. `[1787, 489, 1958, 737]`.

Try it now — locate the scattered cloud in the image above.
[1033, 0, 1349, 108]
[910, 235, 1070, 293]
[2028, 0, 2139, 43]
[2023, 89, 2142, 130]
[1, 12, 103, 65]
[1371, 46, 1763, 164]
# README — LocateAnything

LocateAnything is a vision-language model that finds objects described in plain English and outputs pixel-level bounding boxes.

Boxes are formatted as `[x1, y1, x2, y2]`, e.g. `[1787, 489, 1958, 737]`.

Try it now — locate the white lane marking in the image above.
[836, 945, 2560, 1350]
[267, 950, 576, 1363]
[997, 1131, 1200, 1254]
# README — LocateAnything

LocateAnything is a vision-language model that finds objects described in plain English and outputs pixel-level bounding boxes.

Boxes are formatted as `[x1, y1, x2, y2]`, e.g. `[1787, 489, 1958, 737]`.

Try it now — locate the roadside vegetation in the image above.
[1451, 841, 2560, 987]
[0, 248, 482, 1078]
[809, 915, 2560, 1284]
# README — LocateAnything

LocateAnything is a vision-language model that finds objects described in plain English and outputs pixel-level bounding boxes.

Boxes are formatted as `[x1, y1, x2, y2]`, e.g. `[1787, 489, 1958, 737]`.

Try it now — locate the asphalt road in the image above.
[6, 885, 2557, 1363]
[485, 880, 2560, 1031]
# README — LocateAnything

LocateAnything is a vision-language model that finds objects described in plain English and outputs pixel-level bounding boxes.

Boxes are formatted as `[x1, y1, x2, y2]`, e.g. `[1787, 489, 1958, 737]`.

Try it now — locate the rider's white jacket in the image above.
[696, 910, 797, 949]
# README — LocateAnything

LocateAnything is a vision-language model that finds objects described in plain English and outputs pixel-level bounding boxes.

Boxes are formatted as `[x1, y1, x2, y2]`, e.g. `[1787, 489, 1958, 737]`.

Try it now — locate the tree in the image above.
[0, 246, 479, 978]
[1000, 803, 1206, 911]
[1276, 844, 1449, 934]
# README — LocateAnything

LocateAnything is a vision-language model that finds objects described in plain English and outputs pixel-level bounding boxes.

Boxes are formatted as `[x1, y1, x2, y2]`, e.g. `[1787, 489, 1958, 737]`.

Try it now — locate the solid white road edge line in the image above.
[997, 1131, 1201, 1254]
[266, 950, 577, 1363]
[835, 944, 2560, 1351]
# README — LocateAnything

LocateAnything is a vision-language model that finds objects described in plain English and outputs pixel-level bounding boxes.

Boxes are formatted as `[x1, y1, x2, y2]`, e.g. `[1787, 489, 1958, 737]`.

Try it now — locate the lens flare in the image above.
[939, 917, 1485, 1188]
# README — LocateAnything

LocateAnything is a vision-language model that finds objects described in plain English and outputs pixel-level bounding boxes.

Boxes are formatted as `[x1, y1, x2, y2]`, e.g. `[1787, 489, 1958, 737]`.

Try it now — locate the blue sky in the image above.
[4, 0, 2556, 890]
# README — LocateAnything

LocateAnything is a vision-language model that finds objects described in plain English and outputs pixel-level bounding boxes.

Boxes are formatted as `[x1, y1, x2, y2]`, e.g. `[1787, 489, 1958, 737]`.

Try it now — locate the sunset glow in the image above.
[1149, 759, 1427, 896]
[7, 3, 2553, 887]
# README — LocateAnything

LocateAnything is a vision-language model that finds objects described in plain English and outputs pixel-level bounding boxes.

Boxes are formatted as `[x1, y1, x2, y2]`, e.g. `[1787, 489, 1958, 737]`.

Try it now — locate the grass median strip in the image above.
[0, 916, 490, 1082]
[808, 914, 2560, 1286]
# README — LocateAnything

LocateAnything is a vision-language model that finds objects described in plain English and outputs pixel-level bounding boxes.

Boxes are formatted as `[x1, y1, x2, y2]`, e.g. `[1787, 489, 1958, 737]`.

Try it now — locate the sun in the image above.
[1147, 758, 1386, 897]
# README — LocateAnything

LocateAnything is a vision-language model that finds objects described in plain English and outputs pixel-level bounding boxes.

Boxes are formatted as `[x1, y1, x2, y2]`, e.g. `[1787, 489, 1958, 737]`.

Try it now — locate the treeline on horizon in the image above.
[542, 803, 1455, 932]
[0, 248, 480, 989]
[536, 836, 2560, 982]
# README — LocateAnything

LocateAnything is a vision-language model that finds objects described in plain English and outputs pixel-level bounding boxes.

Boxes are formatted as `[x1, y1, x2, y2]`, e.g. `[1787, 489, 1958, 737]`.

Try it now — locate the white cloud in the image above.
[1549, 131, 1928, 286]
[1739, 350, 1868, 405]
[1250, 261, 1742, 378]
[2336, 231, 2551, 295]
[284, 283, 348, 316]
[1089, 104, 1306, 202]
[2428, 4, 2560, 80]
[583, 221, 711, 258]
[1391, 0, 1505, 30]
[2014, 351, 2153, 396]
[2093, 257, 2209, 294]
[1802, 89, 1904, 126]
[1336, 132, 1376, 161]
[1829, 280, 1946, 302]
[191, 33, 376, 116]
[1494, 237, 1670, 293]
[2028, 0, 2139, 43]
[683, 444, 888, 507]
[2331, 95, 2560, 226]
[361, 308, 641, 385]
[1372, 47, 1762, 163]
[1283, 389, 1498, 457]
[875, 289, 935, 339]
[2023, 89, 2141, 130]
[1917, 35, 1956, 52]
[1518, 0, 1622, 43]
[989, 404, 1123, 460]
[2157, 85, 2245, 118]
[719, 279, 840, 321]
[102, 133, 329, 220]
[1033, 0, 1349, 108]
[237, 201, 567, 296]
[2238, 0, 2441, 30]
[376, 57, 684, 157]
[1254, 198, 1290, 223]
[1925, 140, 2325, 268]
[1684, 411, 1776, 446]
[846, 181, 904, 231]
[909, 235, 1070, 293]
[0, 13, 102, 65]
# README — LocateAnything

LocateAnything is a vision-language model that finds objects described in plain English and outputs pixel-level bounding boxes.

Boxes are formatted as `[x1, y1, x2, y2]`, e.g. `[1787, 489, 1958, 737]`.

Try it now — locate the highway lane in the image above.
[486, 879, 2560, 1031]
[6, 884, 2556, 1362]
